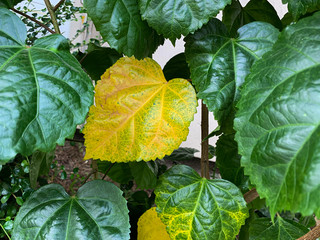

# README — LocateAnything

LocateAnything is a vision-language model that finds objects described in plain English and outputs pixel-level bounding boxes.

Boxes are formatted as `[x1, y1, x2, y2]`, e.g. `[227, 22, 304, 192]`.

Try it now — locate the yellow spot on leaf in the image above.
[138, 207, 171, 240]
[83, 56, 197, 162]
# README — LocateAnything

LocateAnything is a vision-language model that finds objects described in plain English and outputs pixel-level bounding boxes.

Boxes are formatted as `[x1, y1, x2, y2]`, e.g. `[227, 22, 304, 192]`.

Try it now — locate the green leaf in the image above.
[1, 194, 10, 204]
[0, 0, 23, 8]
[83, 0, 163, 59]
[129, 161, 158, 189]
[185, 19, 279, 129]
[29, 150, 54, 189]
[155, 165, 248, 240]
[163, 147, 199, 161]
[163, 53, 190, 80]
[16, 196, 23, 205]
[81, 44, 122, 81]
[0, 9, 94, 163]
[12, 180, 130, 239]
[234, 12, 320, 217]
[249, 217, 308, 240]
[216, 133, 245, 187]
[97, 161, 133, 184]
[222, 0, 282, 37]
[283, 0, 320, 20]
[139, 0, 231, 42]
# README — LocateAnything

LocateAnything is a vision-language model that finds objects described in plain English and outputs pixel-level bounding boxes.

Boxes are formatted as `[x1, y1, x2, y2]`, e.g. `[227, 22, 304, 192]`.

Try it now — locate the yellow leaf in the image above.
[138, 207, 171, 240]
[83, 57, 197, 162]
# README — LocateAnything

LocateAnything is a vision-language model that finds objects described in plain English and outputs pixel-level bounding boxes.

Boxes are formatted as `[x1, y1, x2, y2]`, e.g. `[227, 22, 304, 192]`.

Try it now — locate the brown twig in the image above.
[244, 188, 259, 204]
[53, 0, 65, 12]
[201, 101, 210, 179]
[11, 8, 56, 34]
[297, 224, 320, 240]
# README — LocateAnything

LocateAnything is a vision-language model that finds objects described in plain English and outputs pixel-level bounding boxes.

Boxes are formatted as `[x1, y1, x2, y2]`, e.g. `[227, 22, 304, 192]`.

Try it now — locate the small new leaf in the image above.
[84, 57, 197, 162]
[155, 165, 249, 240]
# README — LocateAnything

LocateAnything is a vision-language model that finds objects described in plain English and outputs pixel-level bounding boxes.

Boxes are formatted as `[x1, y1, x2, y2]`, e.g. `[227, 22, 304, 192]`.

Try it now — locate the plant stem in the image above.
[44, 0, 61, 34]
[244, 188, 259, 204]
[11, 8, 56, 34]
[91, 160, 99, 179]
[102, 163, 115, 180]
[298, 224, 320, 240]
[201, 101, 210, 179]
[0, 223, 11, 240]
[81, 169, 97, 184]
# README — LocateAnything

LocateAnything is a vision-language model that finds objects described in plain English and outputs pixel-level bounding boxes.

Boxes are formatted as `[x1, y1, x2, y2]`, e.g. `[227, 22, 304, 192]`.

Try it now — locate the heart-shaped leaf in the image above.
[185, 19, 279, 129]
[222, 0, 282, 37]
[249, 217, 308, 240]
[83, 0, 164, 59]
[234, 12, 320, 217]
[139, 0, 231, 42]
[83, 57, 197, 162]
[0, 9, 94, 163]
[155, 165, 249, 240]
[12, 180, 130, 239]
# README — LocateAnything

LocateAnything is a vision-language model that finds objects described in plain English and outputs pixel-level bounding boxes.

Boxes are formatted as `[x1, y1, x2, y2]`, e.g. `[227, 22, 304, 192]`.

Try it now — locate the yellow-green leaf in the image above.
[155, 165, 249, 240]
[83, 57, 197, 162]
[137, 207, 170, 240]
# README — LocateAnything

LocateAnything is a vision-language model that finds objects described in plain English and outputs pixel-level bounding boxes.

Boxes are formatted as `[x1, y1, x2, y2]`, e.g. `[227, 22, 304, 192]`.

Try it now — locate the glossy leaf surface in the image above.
[0, 9, 93, 162]
[84, 57, 197, 162]
[97, 161, 133, 184]
[29, 150, 54, 189]
[283, 0, 320, 20]
[84, 0, 163, 59]
[0, 0, 22, 8]
[12, 180, 130, 239]
[163, 53, 190, 81]
[163, 147, 199, 162]
[234, 13, 320, 217]
[81, 44, 122, 81]
[155, 165, 248, 240]
[249, 217, 308, 240]
[139, 0, 231, 42]
[185, 19, 279, 127]
[137, 207, 170, 240]
[222, 0, 282, 37]
[216, 133, 244, 187]
[130, 161, 158, 189]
